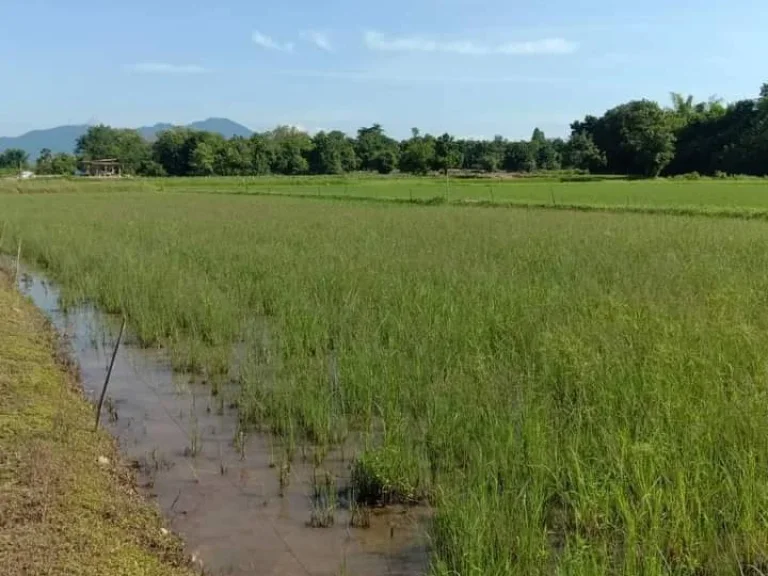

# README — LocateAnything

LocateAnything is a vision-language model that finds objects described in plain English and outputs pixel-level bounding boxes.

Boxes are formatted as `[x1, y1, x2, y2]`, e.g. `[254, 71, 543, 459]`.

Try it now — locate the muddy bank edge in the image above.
[0, 270, 194, 576]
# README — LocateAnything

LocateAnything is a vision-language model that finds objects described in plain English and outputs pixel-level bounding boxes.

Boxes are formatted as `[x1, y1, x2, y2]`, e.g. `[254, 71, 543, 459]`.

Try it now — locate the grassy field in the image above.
[6, 175, 768, 215]
[4, 189, 768, 574]
[0, 271, 192, 576]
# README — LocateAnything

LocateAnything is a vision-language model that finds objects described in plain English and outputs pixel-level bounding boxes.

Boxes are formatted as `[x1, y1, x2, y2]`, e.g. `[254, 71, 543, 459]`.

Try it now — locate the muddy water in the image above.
[16, 270, 429, 576]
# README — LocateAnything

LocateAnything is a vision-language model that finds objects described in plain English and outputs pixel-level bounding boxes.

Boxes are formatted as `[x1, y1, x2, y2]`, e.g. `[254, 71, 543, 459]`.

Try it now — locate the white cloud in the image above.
[288, 123, 308, 133]
[252, 31, 294, 52]
[300, 30, 333, 52]
[364, 31, 577, 55]
[129, 62, 208, 75]
[268, 123, 325, 136]
[277, 69, 567, 84]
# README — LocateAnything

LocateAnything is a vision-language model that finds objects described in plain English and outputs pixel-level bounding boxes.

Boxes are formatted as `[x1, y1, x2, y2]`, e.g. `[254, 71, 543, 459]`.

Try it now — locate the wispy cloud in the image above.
[252, 31, 294, 52]
[364, 31, 577, 55]
[300, 30, 333, 52]
[129, 62, 208, 75]
[277, 69, 568, 84]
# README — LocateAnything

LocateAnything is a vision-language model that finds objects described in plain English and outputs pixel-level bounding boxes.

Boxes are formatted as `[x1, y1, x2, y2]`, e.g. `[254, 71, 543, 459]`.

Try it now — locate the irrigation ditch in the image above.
[11, 264, 429, 576]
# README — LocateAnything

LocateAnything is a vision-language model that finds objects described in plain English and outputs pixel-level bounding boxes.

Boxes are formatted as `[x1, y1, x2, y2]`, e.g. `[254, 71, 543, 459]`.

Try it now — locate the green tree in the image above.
[268, 126, 312, 175]
[76, 125, 120, 159]
[49, 153, 77, 175]
[28, 80, 768, 180]
[116, 130, 151, 174]
[528, 128, 561, 171]
[563, 132, 606, 172]
[371, 148, 398, 174]
[669, 92, 695, 127]
[530, 127, 547, 145]
[190, 141, 216, 176]
[432, 133, 463, 175]
[0, 148, 29, 171]
[249, 133, 276, 175]
[355, 124, 400, 174]
[36, 148, 53, 174]
[399, 128, 435, 175]
[458, 140, 482, 171]
[665, 96, 728, 175]
[715, 99, 768, 175]
[489, 136, 507, 172]
[570, 115, 600, 138]
[577, 100, 676, 176]
[503, 141, 535, 172]
[537, 145, 561, 170]
[458, 139, 502, 172]
[355, 125, 388, 169]
[621, 101, 676, 176]
[76, 125, 150, 174]
[310, 131, 359, 174]
[478, 153, 500, 172]
[152, 128, 195, 176]
[136, 159, 167, 177]
[214, 136, 251, 175]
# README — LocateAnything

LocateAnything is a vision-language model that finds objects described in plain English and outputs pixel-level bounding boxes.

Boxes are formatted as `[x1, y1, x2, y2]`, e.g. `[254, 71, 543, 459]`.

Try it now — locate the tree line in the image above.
[4, 81, 768, 178]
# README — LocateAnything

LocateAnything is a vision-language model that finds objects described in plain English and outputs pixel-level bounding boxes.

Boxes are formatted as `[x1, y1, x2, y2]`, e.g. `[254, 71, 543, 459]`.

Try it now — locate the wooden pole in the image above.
[95, 318, 126, 431]
[14, 238, 21, 283]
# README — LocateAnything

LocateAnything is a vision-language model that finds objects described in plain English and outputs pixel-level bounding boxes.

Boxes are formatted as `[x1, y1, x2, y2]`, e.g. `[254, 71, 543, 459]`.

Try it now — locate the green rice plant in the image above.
[278, 457, 291, 498]
[7, 188, 768, 573]
[11, 175, 768, 214]
[233, 424, 246, 461]
[185, 413, 200, 458]
[308, 468, 337, 528]
[351, 443, 428, 506]
[348, 494, 371, 529]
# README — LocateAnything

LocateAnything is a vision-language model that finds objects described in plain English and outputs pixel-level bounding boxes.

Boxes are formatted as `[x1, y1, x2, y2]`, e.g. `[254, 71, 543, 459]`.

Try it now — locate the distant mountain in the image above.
[137, 118, 253, 142]
[0, 118, 253, 159]
[188, 118, 253, 138]
[0, 125, 89, 159]
[136, 123, 174, 141]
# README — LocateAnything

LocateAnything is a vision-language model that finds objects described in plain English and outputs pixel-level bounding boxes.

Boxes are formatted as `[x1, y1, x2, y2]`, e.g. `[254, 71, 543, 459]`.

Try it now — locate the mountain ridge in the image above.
[0, 118, 253, 159]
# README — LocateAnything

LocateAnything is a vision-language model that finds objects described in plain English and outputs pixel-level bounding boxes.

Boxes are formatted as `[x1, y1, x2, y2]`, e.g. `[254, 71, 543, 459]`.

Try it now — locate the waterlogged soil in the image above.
[17, 270, 429, 576]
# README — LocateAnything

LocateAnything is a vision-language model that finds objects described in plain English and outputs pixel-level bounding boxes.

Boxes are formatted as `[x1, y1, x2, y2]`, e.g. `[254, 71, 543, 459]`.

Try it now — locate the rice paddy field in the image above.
[5, 178, 768, 574]
[12, 175, 768, 215]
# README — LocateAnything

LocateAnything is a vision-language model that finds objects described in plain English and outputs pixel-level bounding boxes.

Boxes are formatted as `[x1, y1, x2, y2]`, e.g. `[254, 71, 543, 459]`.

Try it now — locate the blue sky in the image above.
[1, 0, 767, 139]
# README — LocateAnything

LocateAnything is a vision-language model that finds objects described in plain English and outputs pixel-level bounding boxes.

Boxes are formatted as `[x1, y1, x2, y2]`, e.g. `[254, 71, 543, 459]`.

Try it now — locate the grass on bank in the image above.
[0, 271, 192, 576]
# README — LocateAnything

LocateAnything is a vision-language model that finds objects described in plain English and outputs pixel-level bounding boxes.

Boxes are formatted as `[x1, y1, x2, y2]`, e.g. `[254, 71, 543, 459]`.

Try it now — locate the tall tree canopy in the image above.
[399, 129, 436, 175]
[76, 125, 149, 174]
[432, 133, 463, 175]
[31, 81, 768, 178]
[309, 131, 358, 175]
[355, 124, 399, 173]
[0, 148, 29, 171]
[573, 100, 676, 176]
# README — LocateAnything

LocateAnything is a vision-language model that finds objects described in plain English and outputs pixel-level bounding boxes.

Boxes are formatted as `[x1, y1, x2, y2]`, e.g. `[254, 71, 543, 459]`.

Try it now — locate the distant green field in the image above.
[5, 189, 768, 574]
[6, 175, 768, 215]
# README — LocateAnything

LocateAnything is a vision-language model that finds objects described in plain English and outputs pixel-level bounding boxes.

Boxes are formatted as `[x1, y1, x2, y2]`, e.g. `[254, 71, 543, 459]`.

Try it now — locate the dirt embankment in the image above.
[0, 271, 193, 576]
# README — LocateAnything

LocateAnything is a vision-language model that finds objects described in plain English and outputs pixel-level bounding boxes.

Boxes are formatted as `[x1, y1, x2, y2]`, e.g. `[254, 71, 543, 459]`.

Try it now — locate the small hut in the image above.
[80, 159, 122, 177]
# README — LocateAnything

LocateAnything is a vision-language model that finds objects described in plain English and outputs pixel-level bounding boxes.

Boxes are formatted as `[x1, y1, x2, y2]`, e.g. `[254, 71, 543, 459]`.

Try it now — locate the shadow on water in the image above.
[15, 268, 430, 576]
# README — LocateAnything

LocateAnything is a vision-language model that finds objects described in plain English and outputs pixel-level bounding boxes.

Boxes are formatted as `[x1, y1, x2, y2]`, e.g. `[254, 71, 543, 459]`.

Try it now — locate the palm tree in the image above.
[670, 92, 695, 118]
